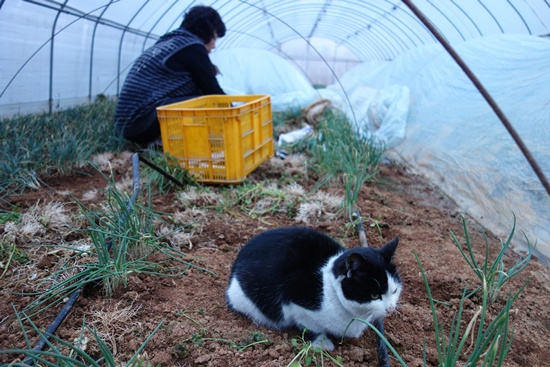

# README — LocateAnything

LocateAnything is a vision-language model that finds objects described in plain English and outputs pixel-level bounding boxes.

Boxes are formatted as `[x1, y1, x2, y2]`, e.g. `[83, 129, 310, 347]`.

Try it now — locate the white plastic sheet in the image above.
[362, 34, 550, 264]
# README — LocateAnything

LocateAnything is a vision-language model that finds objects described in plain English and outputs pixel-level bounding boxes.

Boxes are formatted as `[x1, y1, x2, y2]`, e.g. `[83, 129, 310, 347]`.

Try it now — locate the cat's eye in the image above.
[371, 293, 380, 300]
[393, 289, 398, 294]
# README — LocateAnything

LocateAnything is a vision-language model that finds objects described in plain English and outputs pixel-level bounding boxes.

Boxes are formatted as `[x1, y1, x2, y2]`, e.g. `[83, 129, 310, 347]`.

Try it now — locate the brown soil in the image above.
[1, 155, 549, 367]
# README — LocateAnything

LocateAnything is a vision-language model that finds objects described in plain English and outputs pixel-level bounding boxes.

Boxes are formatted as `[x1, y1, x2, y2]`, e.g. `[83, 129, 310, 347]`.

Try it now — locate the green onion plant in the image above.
[351, 251, 526, 367]
[307, 108, 384, 221]
[450, 214, 532, 303]
[22, 171, 211, 317]
[414, 251, 524, 367]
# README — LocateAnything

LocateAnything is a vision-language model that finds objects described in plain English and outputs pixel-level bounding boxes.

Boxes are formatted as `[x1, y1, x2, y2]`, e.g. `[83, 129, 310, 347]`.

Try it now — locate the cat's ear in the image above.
[379, 237, 399, 263]
[345, 253, 367, 278]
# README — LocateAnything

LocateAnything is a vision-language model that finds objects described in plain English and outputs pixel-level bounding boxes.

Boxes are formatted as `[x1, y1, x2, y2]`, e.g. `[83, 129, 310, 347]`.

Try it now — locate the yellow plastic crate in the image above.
[156, 94, 273, 184]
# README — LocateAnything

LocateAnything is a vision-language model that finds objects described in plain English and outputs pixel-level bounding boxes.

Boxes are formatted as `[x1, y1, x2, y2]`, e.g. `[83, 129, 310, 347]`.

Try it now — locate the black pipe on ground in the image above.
[137, 153, 186, 188]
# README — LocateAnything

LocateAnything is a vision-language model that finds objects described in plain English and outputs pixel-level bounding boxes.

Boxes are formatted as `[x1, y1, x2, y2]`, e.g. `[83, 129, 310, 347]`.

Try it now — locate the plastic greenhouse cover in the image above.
[379, 34, 550, 266]
[212, 34, 549, 265]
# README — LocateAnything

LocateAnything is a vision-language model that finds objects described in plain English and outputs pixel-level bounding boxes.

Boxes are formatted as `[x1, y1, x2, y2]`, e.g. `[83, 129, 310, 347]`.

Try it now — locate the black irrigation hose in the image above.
[401, 0, 550, 198]
[19, 290, 81, 366]
[137, 153, 186, 188]
[18, 153, 142, 366]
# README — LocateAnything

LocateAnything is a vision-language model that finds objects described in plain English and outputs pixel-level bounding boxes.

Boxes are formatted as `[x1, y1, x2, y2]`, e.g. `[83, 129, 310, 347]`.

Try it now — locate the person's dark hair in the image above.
[181, 6, 226, 43]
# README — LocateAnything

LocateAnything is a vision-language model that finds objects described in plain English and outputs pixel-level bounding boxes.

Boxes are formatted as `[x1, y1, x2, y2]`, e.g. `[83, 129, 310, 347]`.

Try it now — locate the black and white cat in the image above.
[226, 226, 401, 366]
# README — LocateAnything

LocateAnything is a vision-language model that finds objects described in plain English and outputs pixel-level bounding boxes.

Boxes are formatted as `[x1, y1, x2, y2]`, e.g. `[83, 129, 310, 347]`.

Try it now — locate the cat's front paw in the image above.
[312, 334, 335, 351]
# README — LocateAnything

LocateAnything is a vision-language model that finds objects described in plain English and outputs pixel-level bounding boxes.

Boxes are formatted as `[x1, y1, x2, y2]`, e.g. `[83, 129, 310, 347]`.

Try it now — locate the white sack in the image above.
[317, 83, 409, 149]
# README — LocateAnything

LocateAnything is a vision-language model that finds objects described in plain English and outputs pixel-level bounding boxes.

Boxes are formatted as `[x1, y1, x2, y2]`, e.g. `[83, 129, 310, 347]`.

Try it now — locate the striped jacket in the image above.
[114, 28, 202, 137]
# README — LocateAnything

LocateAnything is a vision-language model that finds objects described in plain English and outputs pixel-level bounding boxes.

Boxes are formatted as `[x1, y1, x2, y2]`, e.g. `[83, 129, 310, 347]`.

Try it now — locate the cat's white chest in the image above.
[281, 257, 373, 338]
[281, 302, 369, 338]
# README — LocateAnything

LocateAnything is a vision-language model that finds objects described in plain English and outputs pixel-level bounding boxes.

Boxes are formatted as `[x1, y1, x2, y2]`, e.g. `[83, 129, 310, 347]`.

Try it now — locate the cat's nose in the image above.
[386, 305, 396, 314]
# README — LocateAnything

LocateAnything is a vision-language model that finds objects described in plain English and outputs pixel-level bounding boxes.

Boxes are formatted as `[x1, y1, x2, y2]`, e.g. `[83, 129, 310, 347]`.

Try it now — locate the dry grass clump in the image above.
[294, 191, 343, 224]
[282, 182, 306, 197]
[155, 223, 195, 250]
[82, 188, 100, 201]
[159, 208, 208, 249]
[86, 299, 142, 356]
[267, 154, 309, 179]
[3, 202, 80, 245]
[171, 208, 209, 225]
[177, 187, 222, 208]
[113, 177, 134, 195]
[91, 151, 134, 173]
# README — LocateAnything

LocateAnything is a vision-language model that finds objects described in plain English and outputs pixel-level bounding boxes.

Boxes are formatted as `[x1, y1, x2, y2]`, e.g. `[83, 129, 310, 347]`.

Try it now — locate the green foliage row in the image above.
[0, 98, 130, 198]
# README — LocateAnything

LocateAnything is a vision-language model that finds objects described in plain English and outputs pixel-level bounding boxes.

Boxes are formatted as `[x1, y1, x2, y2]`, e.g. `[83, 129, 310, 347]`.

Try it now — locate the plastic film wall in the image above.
[0, 0, 549, 116]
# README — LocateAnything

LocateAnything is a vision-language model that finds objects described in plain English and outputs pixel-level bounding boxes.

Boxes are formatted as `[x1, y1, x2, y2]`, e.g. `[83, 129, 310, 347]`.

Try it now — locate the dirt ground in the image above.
[1, 153, 549, 367]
